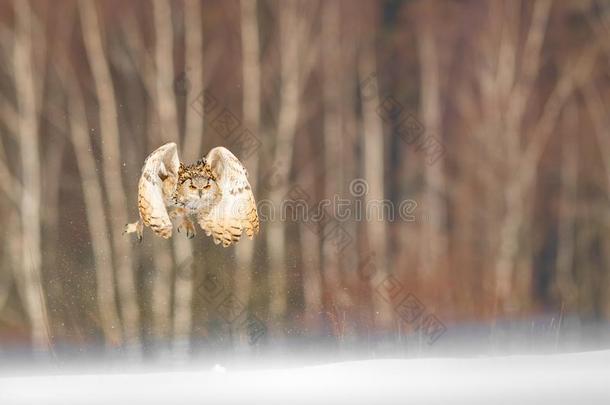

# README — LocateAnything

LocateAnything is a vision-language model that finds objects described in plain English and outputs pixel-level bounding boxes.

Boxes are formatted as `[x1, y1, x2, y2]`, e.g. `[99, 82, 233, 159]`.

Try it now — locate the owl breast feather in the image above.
[170, 191, 216, 214]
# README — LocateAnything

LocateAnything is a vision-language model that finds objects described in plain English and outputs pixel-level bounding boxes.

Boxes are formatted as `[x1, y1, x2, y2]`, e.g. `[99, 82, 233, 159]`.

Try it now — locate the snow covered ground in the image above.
[1, 350, 609, 404]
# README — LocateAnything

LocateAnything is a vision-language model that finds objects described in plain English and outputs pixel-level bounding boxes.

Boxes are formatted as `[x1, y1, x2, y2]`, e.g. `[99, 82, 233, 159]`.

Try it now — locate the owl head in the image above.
[176, 160, 219, 206]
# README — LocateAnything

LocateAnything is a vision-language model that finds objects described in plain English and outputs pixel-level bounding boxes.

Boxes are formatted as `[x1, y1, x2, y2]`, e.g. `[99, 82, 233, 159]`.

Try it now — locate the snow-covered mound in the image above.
[1, 351, 608, 404]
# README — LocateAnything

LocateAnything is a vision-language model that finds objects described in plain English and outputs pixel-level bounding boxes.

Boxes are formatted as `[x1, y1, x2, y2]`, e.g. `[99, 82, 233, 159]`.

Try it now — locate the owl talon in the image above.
[124, 220, 144, 242]
[185, 221, 196, 239]
[177, 219, 196, 239]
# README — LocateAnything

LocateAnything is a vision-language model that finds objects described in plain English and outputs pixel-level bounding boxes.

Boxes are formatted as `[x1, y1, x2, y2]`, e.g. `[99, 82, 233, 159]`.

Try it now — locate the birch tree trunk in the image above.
[151, 0, 197, 352]
[172, 0, 204, 353]
[493, 0, 552, 312]
[582, 83, 610, 317]
[64, 71, 123, 345]
[182, 0, 205, 163]
[0, 70, 25, 337]
[13, 0, 51, 352]
[299, 165, 323, 330]
[116, 9, 173, 345]
[359, 41, 394, 329]
[555, 103, 578, 309]
[234, 0, 261, 343]
[0, 233, 13, 315]
[416, 10, 448, 289]
[79, 0, 141, 347]
[150, 0, 181, 348]
[320, 0, 342, 326]
[267, 0, 302, 326]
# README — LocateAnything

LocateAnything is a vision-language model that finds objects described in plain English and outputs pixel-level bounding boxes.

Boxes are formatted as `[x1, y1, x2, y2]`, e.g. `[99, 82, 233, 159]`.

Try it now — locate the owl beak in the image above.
[198, 190, 203, 198]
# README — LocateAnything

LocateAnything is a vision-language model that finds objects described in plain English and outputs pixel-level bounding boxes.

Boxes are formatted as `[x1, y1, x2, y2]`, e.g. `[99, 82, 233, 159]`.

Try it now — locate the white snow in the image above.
[1, 351, 609, 404]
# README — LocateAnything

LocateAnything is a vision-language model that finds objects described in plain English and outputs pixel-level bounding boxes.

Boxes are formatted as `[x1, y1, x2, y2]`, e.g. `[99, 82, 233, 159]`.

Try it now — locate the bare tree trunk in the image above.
[65, 74, 123, 346]
[79, 0, 141, 347]
[299, 167, 323, 330]
[172, 0, 204, 354]
[182, 0, 205, 163]
[147, 70, 174, 344]
[320, 0, 342, 326]
[340, 44, 362, 334]
[0, 135, 20, 316]
[495, 48, 598, 314]
[493, 0, 552, 312]
[267, 0, 304, 326]
[583, 84, 610, 214]
[555, 103, 579, 309]
[416, 10, 448, 288]
[146, 89, 174, 346]
[0, 106, 24, 324]
[13, 0, 51, 352]
[116, 8, 173, 346]
[0, 138, 22, 319]
[582, 83, 610, 317]
[40, 133, 66, 308]
[0, 234, 13, 315]
[2, 214, 21, 323]
[152, 0, 179, 143]
[152, 0, 194, 353]
[151, 238, 173, 343]
[233, 0, 261, 343]
[359, 40, 393, 329]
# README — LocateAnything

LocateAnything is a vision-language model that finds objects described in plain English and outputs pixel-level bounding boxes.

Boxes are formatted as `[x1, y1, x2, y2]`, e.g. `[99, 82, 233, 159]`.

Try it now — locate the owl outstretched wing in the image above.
[137, 142, 180, 239]
[197, 146, 259, 246]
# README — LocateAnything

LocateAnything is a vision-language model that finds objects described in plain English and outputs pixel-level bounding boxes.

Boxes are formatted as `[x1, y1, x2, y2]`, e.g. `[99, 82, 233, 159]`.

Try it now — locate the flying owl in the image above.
[124, 143, 259, 247]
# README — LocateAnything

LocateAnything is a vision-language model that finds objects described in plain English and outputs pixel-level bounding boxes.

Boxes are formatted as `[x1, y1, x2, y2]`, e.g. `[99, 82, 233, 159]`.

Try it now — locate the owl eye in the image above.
[189, 184, 197, 190]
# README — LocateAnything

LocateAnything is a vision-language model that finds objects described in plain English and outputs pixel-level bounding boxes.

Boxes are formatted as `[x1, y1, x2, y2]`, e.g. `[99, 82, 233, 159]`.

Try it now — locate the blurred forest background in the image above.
[0, 0, 610, 361]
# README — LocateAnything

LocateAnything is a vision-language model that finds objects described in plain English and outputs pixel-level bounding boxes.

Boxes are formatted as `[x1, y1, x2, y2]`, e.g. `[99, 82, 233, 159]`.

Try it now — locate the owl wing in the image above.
[197, 146, 259, 247]
[137, 142, 180, 239]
